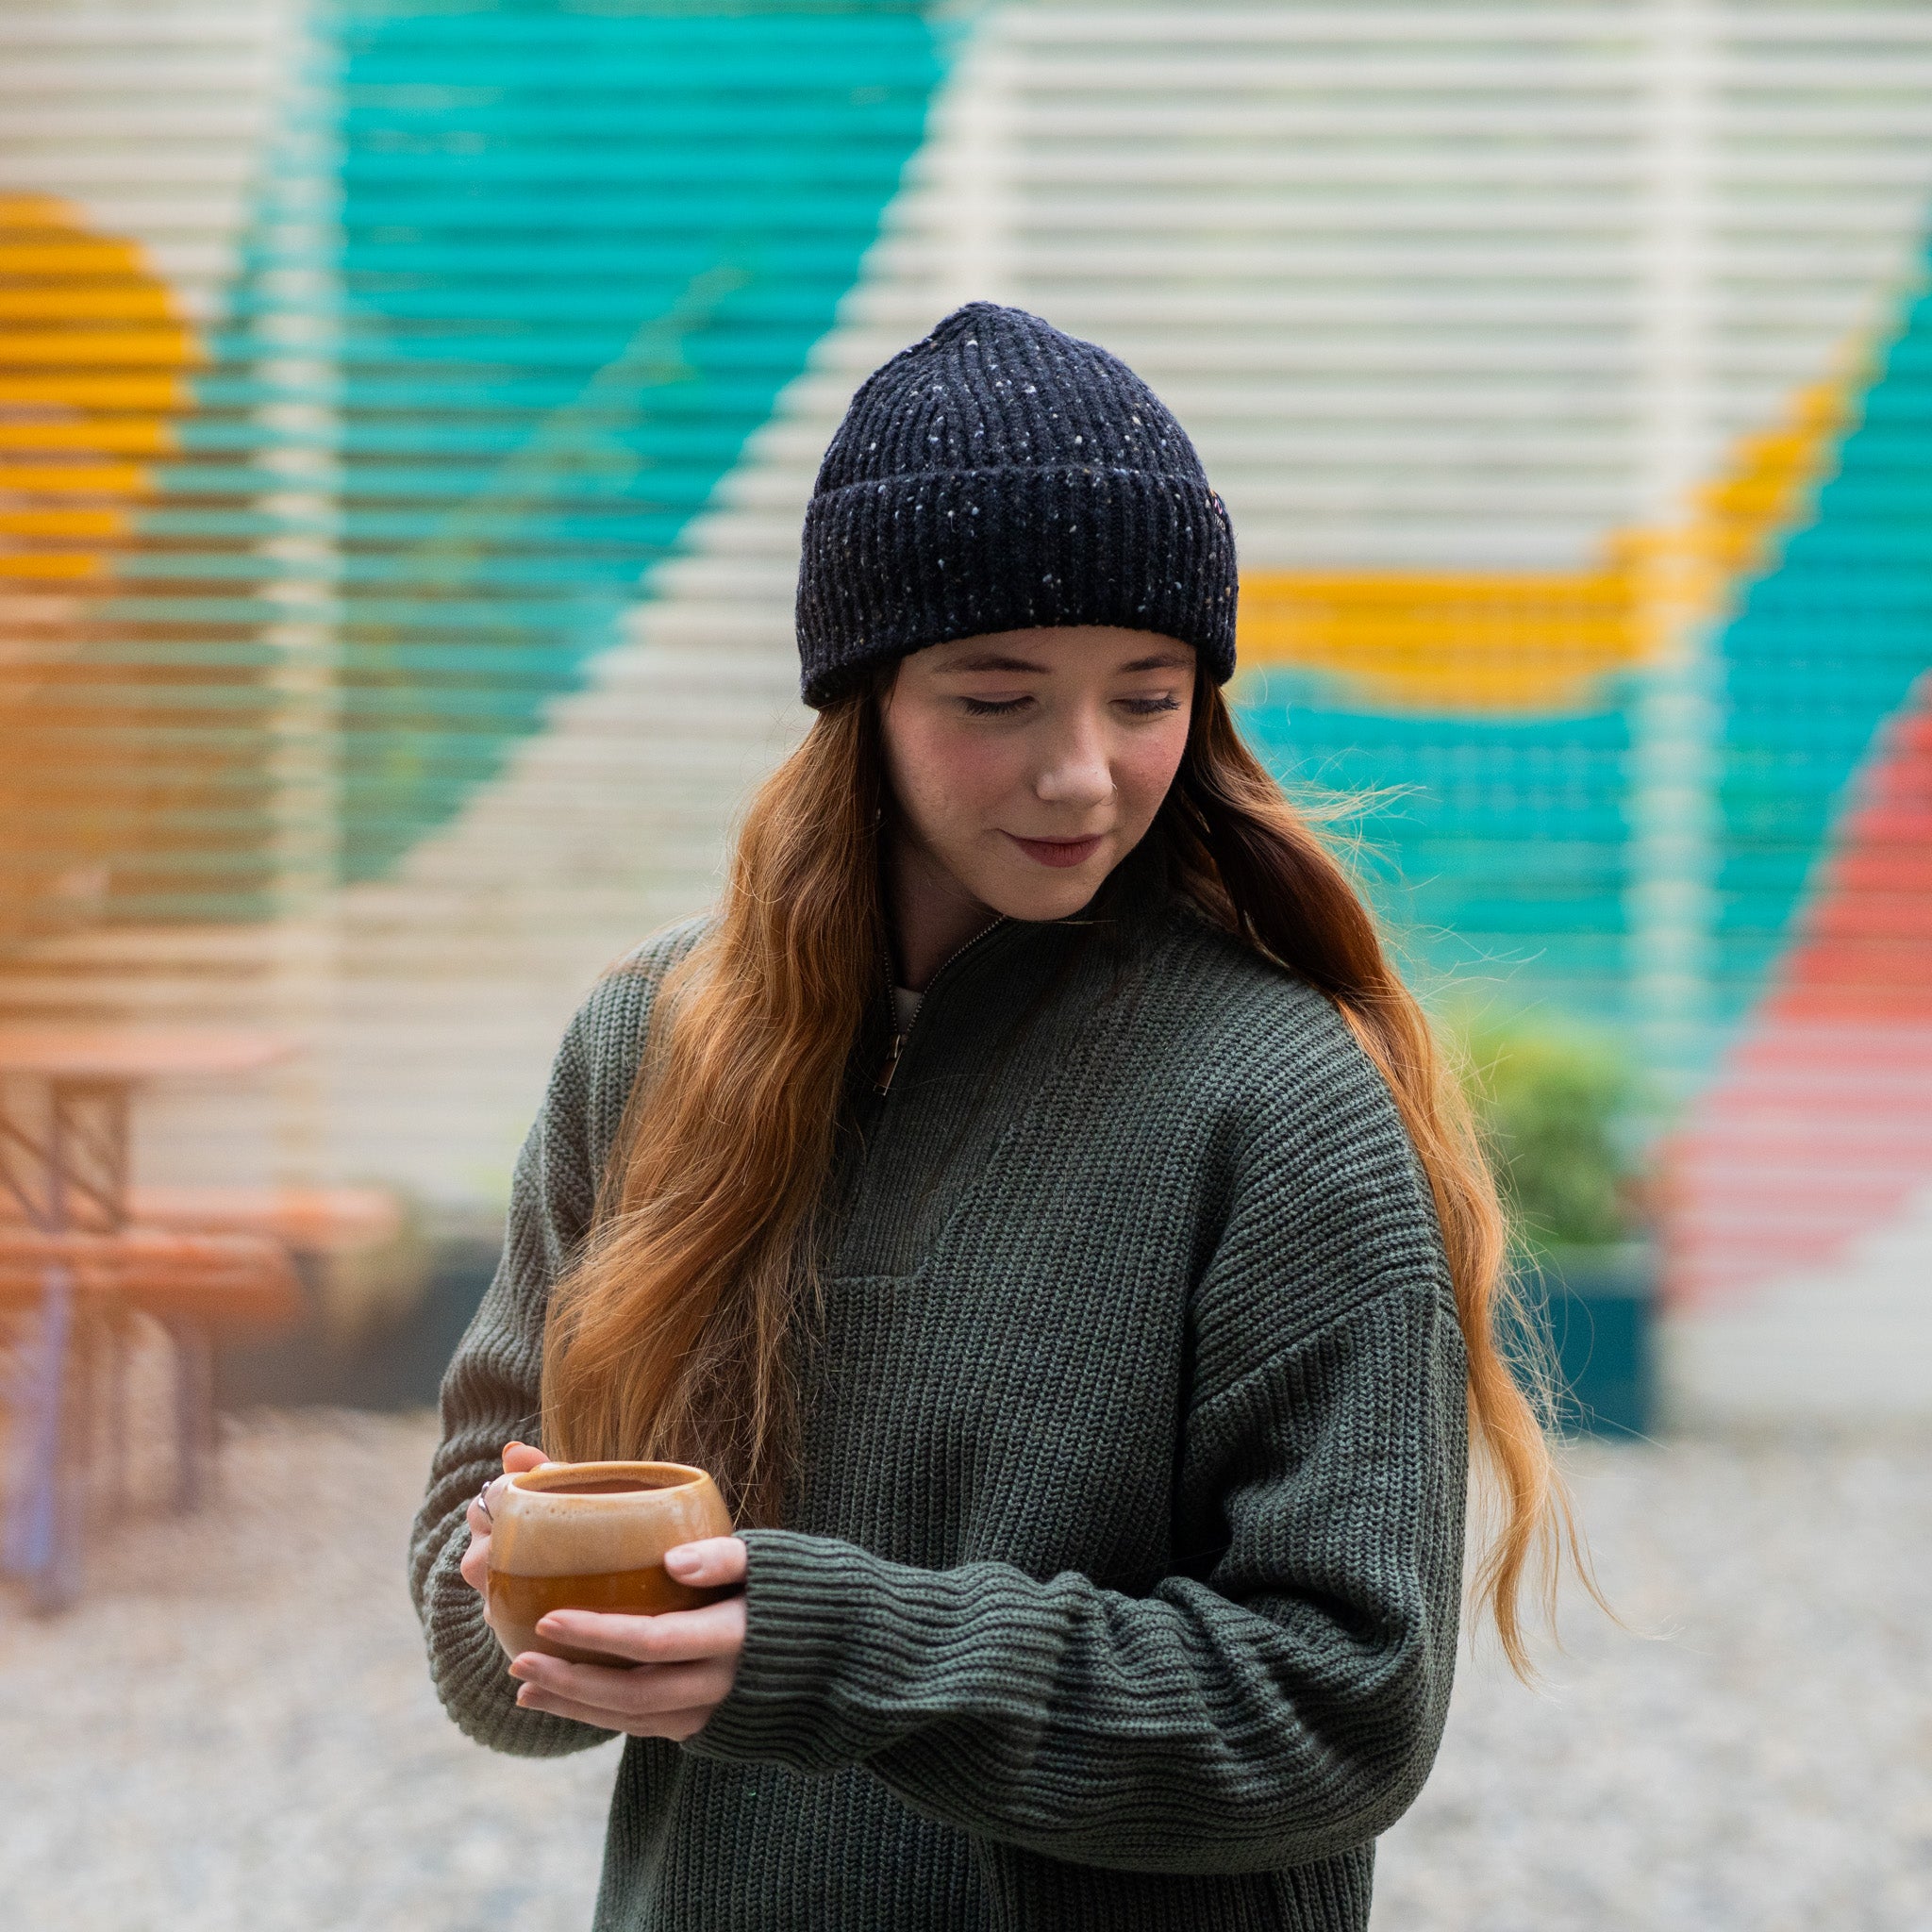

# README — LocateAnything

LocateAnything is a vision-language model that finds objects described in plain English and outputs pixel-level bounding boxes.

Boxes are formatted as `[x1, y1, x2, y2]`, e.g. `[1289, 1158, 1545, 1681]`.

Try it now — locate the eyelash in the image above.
[958, 693, 1181, 718]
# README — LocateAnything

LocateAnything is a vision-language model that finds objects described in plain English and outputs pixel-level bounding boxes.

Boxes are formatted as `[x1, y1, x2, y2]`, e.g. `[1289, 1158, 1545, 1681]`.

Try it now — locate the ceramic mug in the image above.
[483, 1459, 735, 1665]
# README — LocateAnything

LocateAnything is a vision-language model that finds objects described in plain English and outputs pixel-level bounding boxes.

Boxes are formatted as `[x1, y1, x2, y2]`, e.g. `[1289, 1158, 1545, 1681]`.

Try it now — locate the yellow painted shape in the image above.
[0, 241, 153, 276]
[0, 508, 130, 539]
[1238, 375, 1855, 714]
[0, 325, 198, 368]
[0, 551, 103, 580]
[0, 374, 189, 408]
[1241, 568, 1638, 714]
[0, 194, 198, 589]
[0, 461, 150, 494]
[0, 285, 177, 323]
[0, 417, 174, 454]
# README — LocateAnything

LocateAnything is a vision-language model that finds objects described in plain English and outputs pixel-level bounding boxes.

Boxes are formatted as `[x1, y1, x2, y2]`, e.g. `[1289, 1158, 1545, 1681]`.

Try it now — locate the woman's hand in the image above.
[508, 1537, 749, 1740]
[458, 1439, 550, 1605]
[457, 1443, 749, 1739]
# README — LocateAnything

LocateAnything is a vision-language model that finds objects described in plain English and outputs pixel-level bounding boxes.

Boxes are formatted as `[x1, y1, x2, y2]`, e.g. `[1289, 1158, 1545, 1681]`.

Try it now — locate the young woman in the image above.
[411, 303, 1563, 1931]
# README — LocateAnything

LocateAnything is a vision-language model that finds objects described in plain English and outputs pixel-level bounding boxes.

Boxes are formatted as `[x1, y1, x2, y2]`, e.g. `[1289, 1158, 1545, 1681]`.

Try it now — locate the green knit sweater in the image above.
[409, 897, 1468, 1931]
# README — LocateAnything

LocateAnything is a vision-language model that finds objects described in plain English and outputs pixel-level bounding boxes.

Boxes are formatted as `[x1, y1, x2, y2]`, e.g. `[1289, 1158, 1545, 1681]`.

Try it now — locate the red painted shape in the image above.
[1665, 676, 1932, 1307]
[1766, 691, 1932, 1022]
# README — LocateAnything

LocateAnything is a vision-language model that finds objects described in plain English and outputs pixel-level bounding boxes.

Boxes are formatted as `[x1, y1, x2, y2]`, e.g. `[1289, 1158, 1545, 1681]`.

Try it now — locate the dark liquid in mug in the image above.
[534, 1477, 670, 1495]
[487, 1564, 725, 1626]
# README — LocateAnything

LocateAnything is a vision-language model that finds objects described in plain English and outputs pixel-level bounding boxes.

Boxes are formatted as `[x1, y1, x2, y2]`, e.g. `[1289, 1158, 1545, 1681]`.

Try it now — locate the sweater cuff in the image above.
[688, 1528, 1063, 1774]
[689, 1528, 887, 1770]
[423, 1530, 610, 1758]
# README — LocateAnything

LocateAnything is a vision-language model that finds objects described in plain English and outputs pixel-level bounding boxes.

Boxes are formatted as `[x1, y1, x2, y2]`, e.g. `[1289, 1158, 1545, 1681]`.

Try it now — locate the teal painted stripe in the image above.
[139, 1, 946, 900]
[1711, 248, 1932, 1017]
[1235, 671, 1634, 1015]
[1236, 241, 1932, 1038]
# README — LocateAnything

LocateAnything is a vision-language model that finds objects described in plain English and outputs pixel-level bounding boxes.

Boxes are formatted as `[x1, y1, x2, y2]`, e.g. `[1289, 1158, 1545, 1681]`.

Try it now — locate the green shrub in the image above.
[1456, 1018, 1635, 1251]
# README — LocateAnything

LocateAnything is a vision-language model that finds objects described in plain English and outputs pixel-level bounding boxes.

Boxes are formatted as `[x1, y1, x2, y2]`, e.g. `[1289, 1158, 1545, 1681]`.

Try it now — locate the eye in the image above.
[959, 694, 1032, 717]
[1118, 692, 1182, 716]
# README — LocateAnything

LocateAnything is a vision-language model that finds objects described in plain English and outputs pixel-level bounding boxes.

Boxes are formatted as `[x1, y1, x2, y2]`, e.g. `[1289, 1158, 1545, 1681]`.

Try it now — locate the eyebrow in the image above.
[940, 649, 1193, 676]
[942, 652, 1053, 675]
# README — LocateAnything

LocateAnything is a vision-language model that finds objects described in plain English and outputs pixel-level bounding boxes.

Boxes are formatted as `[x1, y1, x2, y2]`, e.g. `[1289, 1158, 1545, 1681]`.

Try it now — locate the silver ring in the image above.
[475, 1479, 493, 1523]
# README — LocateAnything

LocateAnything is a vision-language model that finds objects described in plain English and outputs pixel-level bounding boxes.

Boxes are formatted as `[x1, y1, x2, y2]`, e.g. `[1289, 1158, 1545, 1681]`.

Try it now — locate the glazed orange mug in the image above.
[484, 1459, 735, 1665]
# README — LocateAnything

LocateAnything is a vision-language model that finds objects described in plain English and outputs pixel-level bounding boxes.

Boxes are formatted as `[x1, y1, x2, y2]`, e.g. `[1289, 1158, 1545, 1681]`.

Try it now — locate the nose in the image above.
[1033, 705, 1113, 811]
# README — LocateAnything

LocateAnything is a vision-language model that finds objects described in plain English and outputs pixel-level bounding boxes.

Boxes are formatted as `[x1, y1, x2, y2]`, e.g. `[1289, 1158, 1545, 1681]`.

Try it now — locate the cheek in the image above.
[890, 711, 1021, 835]
[1112, 716, 1191, 827]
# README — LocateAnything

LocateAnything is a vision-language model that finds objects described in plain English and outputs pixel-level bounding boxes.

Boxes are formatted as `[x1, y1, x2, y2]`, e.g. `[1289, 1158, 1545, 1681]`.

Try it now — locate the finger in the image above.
[536, 1595, 745, 1666]
[512, 1682, 625, 1731]
[664, 1535, 747, 1591]
[511, 1653, 736, 1715]
[513, 1683, 716, 1740]
[501, 1441, 549, 1474]
[459, 1541, 490, 1592]
[465, 1500, 491, 1537]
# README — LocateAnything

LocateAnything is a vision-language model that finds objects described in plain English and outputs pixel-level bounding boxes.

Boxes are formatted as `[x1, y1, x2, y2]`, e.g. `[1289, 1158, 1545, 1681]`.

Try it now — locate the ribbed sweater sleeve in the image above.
[407, 941, 686, 1758]
[689, 1063, 1468, 1874]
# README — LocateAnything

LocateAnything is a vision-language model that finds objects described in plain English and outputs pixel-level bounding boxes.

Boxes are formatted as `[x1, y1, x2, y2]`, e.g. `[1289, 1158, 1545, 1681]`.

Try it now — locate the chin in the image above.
[986, 865, 1111, 924]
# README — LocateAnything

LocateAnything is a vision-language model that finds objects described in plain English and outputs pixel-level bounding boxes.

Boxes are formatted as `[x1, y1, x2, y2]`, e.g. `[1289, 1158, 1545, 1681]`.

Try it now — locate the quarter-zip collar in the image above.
[830, 891, 1165, 1281]
[874, 917, 1006, 1094]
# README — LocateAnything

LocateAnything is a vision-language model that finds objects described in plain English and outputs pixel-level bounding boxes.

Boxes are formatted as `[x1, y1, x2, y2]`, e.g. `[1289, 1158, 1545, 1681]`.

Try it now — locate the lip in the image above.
[1004, 832, 1107, 870]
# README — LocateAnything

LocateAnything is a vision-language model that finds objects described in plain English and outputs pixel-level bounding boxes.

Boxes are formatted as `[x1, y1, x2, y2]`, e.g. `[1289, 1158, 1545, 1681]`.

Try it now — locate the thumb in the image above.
[501, 1440, 549, 1474]
[664, 1535, 747, 1590]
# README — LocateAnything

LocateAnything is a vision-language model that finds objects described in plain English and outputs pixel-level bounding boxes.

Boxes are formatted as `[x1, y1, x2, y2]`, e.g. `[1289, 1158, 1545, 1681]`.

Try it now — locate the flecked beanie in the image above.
[794, 302, 1238, 708]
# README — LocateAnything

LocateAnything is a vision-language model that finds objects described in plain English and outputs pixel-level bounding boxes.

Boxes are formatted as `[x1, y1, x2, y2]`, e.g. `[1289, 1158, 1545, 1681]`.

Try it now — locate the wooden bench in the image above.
[126, 1183, 421, 1348]
[0, 1225, 302, 1557]
[0, 1225, 305, 1320]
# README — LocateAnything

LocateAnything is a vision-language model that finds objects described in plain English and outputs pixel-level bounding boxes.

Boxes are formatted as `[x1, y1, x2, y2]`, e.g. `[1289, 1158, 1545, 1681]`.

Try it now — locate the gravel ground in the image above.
[2, 1410, 1926, 1931]
[1376, 1432, 1932, 1932]
[0, 1410, 612, 1932]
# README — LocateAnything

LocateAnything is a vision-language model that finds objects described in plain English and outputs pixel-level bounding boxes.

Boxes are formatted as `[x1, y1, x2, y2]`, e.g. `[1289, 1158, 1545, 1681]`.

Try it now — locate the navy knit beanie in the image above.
[795, 302, 1239, 708]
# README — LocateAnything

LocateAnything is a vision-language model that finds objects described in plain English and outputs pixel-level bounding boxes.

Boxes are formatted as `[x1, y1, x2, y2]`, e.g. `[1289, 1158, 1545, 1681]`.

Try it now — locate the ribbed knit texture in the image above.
[795, 303, 1240, 707]
[410, 902, 1467, 1931]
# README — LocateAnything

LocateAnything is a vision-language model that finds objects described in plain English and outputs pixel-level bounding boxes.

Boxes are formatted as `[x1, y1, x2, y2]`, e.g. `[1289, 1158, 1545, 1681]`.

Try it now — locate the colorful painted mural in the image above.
[1237, 310, 1920, 1008]
[4, 4, 943, 923]
[2, 0, 1929, 1417]
[0, 193, 205, 945]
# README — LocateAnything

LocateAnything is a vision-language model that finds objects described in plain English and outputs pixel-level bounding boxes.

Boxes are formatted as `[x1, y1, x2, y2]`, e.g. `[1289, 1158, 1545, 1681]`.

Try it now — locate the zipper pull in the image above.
[874, 1032, 907, 1094]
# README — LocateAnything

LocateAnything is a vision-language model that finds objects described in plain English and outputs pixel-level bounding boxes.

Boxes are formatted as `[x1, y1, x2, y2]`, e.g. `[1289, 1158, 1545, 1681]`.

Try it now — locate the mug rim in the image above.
[506, 1458, 712, 1501]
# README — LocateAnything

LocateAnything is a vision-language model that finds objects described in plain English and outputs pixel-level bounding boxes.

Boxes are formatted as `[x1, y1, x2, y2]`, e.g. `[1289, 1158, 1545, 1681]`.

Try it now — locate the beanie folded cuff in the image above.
[795, 463, 1238, 708]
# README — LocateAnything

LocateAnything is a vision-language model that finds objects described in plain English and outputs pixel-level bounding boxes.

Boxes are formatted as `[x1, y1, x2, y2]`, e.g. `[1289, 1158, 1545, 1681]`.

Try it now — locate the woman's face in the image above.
[880, 626, 1196, 924]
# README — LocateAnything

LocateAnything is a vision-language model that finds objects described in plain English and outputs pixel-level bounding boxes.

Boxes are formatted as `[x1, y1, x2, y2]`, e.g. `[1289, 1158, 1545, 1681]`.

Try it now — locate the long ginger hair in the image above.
[541, 671, 1576, 1675]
